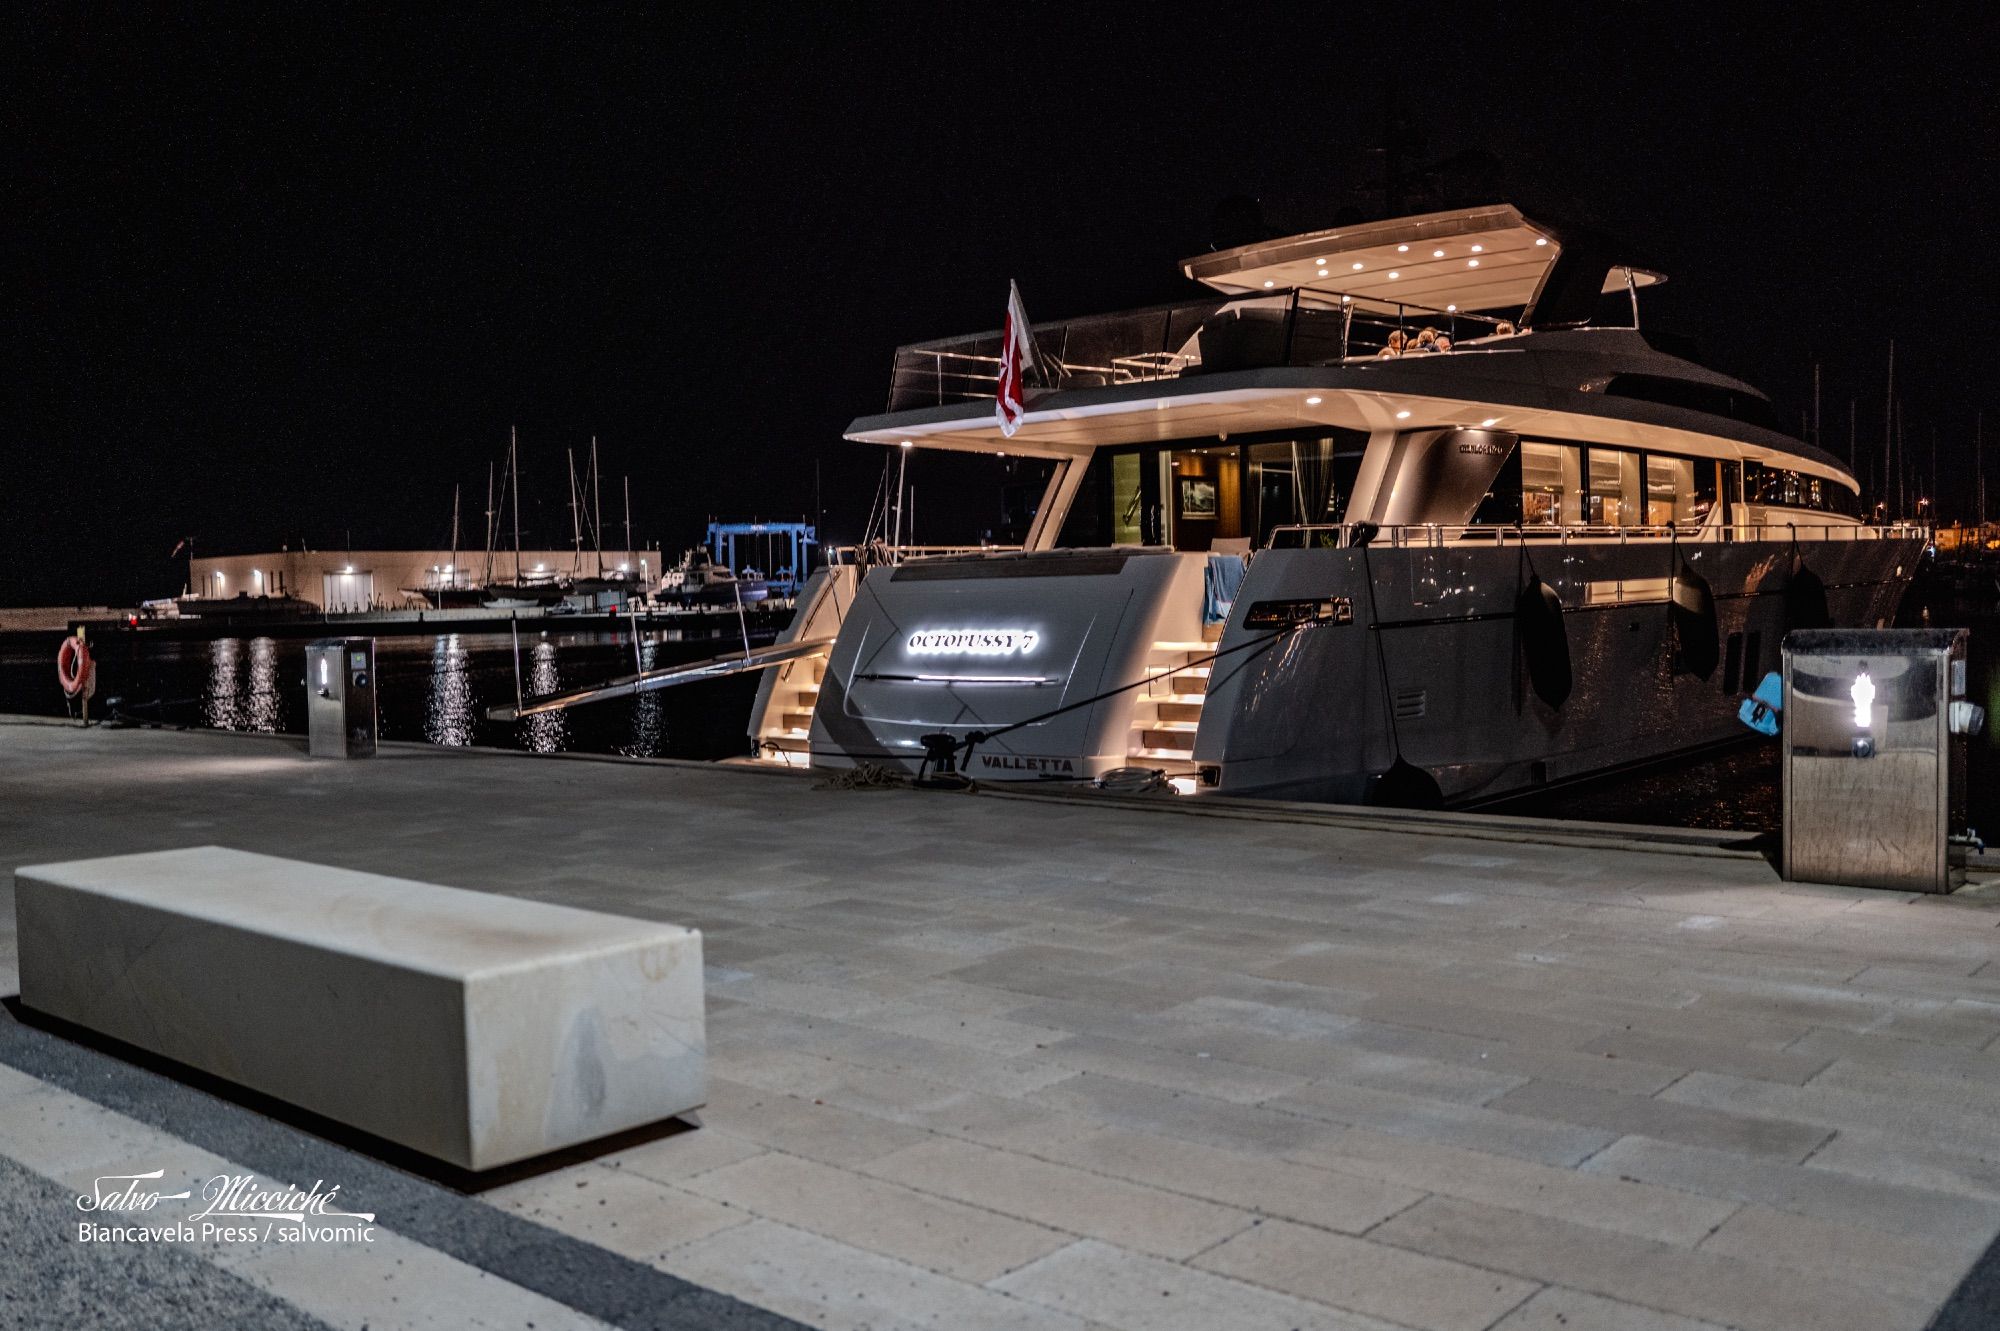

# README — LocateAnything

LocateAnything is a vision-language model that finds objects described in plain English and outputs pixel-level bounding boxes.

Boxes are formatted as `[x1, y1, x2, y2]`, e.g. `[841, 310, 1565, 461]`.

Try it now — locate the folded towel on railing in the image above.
[1204, 553, 1248, 624]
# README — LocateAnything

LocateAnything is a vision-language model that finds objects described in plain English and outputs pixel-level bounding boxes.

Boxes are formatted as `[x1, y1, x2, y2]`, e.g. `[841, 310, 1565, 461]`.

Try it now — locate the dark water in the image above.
[7, 579, 1998, 833]
[0, 629, 761, 761]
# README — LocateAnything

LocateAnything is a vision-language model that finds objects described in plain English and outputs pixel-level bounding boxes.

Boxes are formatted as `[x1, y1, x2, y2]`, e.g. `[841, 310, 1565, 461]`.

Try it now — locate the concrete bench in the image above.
[13, 845, 704, 1171]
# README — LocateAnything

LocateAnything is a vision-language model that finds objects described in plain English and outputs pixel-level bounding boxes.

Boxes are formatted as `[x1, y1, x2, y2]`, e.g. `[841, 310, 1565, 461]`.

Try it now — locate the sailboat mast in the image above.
[1968, 407, 1984, 527]
[1812, 362, 1821, 451]
[623, 475, 633, 571]
[483, 461, 496, 584]
[591, 437, 604, 576]
[511, 426, 523, 584]
[449, 484, 460, 588]
[1884, 341, 1895, 517]
[567, 446, 582, 573]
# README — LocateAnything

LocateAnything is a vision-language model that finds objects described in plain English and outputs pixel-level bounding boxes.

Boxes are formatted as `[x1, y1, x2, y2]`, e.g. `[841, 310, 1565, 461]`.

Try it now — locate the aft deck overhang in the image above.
[845, 351, 1857, 489]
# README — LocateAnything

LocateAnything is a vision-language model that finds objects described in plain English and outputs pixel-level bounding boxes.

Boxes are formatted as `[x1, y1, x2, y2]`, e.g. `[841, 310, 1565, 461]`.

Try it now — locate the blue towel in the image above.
[1204, 554, 1247, 625]
[1736, 670, 1783, 736]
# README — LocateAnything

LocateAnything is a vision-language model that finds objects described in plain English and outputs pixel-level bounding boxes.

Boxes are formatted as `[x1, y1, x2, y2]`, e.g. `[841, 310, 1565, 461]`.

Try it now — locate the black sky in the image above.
[6, 6, 1995, 605]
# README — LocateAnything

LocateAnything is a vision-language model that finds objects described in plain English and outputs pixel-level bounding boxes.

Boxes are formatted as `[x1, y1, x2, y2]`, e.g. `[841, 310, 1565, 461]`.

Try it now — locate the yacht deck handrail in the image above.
[826, 543, 1024, 567]
[889, 286, 1513, 411]
[1266, 521, 1928, 549]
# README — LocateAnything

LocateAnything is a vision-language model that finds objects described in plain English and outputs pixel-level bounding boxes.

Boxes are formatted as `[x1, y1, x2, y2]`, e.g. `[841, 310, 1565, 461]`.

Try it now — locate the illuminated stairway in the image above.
[1128, 641, 1210, 768]
[758, 653, 825, 766]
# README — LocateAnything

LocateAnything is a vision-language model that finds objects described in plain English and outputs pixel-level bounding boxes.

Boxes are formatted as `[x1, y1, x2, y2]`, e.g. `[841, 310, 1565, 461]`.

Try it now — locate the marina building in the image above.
[185, 548, 659, 611]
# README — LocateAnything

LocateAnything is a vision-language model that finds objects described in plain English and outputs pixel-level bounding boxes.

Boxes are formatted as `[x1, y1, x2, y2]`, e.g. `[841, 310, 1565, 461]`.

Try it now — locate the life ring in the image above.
[57, 637, 95, 698]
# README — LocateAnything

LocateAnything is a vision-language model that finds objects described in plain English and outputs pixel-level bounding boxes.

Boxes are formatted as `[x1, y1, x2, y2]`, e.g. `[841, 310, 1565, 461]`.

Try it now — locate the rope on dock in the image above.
[815, 762, 918, 792]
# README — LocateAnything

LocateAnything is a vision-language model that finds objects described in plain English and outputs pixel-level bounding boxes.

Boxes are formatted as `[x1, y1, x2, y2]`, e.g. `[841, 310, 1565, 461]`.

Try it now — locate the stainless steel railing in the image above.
[825, 543, 1024, 567]
[887, 288, 1512, 410]
[1266, 521, 1928, 550]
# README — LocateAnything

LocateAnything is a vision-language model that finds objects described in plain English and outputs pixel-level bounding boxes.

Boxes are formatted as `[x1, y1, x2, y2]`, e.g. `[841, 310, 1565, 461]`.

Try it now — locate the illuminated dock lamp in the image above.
[1851, 671, 1875, 728]
[1851, 670, 1877, 758]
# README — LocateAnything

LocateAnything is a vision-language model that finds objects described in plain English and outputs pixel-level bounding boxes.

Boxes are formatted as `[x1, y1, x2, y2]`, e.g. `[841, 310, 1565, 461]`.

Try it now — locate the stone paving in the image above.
[4, 720, 2000, 1330]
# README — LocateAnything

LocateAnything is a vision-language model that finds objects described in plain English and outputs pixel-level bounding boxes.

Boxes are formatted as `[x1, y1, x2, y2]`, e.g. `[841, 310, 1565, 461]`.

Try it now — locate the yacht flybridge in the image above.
[742, 202, 1922, 805]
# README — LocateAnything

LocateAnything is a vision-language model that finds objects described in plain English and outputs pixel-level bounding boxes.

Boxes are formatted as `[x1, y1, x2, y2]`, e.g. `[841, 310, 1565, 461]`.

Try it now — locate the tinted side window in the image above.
[1742, 462, 1861, 518]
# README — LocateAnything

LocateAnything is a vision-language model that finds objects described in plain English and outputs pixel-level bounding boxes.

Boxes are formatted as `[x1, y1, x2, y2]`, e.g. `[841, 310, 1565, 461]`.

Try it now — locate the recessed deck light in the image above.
[1471, 244, 1484, 253]
[1305, 395, 1323, 405]
[1395, 410, 1411, 420]
[1352, 262, 1365, 270]
[1534, 237, 1549, 246]
[1432, 249, 1445, 258]
[1446, 304, 1457, 312]
[1481, 417, 1499, 427]
[1397, 245, 1409, 253]
[1388, 271, 1400, 279]
[1467, 259, 1480, 268]
[1263, 280, 1275, 288]
[900, 440, 913, 448]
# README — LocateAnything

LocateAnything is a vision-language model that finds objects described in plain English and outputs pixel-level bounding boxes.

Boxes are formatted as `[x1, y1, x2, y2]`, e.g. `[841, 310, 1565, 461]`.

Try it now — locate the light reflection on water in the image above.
[623, 639, 664, 756]
[201, 638, 286, 732]
[521, 639, 567, 753]
[425, 634, 474, 747]
[245, 638, 282, 731]
[202, 638, 242, 730]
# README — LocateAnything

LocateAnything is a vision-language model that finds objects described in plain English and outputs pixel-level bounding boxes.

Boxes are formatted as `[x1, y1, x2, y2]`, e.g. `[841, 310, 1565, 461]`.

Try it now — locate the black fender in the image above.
[1670, 563, 1720, 679]
[1515, 574, 1573, 708]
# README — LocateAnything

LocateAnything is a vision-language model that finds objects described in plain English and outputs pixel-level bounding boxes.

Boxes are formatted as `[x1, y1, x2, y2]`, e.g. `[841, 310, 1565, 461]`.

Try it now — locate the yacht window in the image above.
[1691, 460, 1721, 523]
[1520, 442, 1582, 526]
[1586, 448, 1643, 527]
[1248, 437, 1361, 546]
[1055, 454, 1113, 547]
[1111, 452, 1147, 545]
[1057, 434, 1365, 550]
[1169, 445, 1243, 552]
[1645, 455, 1696, 526]
[1742, 462, 1862, 518]
[1468, 446, 1525, 526]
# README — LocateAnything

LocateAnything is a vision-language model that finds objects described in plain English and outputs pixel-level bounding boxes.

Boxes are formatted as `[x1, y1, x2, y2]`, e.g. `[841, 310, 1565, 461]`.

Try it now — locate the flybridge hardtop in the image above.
[1179, 202, 1660, 313]
[844, 202, 1855, 493]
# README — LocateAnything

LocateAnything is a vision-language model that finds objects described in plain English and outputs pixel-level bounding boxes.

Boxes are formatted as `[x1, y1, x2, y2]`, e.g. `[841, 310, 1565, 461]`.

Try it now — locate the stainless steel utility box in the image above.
[1782, 628, 1968, 892]
[305, 638, 377, 758]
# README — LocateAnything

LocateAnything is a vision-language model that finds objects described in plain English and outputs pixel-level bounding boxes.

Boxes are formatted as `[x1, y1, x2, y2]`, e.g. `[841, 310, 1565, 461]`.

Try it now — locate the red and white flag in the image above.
[996, 279, 1035, 438]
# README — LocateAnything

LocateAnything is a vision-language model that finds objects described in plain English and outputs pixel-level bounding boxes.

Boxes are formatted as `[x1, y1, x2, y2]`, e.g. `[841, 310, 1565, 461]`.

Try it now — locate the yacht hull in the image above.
[798, 535, 1920, 808]
[1197, 535, 1923, 805]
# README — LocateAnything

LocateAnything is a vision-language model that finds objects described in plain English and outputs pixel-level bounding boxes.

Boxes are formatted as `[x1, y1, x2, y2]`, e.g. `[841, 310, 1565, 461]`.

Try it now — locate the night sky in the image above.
[7, 8, 1994, 606]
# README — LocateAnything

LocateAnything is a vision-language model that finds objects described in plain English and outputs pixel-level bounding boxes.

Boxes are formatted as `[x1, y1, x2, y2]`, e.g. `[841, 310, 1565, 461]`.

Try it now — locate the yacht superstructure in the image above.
[747, 204, 1923, 804]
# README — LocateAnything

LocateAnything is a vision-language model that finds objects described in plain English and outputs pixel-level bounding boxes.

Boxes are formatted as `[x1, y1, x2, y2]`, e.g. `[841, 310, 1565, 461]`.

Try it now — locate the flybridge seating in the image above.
[888, 289, 1518, 411]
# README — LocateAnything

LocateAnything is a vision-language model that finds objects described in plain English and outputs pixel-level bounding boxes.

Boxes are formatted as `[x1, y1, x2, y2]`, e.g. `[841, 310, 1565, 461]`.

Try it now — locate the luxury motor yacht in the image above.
[747, 203, 1923, 805]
